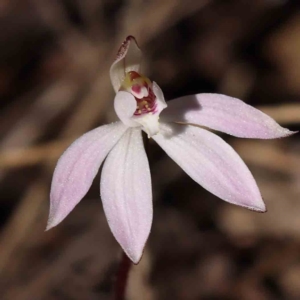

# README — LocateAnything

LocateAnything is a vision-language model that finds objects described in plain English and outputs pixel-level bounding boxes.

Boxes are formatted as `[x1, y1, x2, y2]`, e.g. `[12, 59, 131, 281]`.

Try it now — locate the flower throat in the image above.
[120, 71, 157, 116]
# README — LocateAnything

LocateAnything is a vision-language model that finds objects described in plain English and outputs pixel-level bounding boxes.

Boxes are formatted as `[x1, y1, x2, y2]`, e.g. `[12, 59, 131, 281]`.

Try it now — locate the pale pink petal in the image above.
[161, 93, 294, 139]
[110, 36, 142, 93]
[47, 122, 128, 230]
[153, 123, 266, 211]
[114, 91, 139, 127]
[100, 128, 152, 264]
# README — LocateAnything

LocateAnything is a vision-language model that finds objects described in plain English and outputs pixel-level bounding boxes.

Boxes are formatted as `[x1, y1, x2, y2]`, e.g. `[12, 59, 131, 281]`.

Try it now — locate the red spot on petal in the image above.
[132, 84, 141, 94]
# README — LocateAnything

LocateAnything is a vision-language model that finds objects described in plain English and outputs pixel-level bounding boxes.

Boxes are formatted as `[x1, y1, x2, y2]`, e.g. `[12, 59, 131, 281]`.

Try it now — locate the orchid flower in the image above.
[47, 36, 295, 264]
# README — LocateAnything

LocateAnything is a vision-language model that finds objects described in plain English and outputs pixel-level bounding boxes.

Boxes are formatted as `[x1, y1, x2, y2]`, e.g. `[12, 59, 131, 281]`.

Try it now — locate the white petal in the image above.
[100, 128, 152, 264]
[138, 114, 160, 138]
[110, 36, 142, 93]
[47, 122, 127, 230]
[152, 81, 167, 111]
[114, 91, 139, 127]
[161, 94, 294, 139]
[153, 123, 266, 211]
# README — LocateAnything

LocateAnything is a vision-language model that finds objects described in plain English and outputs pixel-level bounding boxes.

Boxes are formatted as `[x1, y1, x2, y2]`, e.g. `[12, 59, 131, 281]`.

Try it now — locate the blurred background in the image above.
[0, 0, 300, 299]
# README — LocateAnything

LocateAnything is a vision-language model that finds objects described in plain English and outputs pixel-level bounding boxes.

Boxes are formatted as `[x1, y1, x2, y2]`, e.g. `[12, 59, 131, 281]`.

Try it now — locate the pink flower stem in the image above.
[114, 252, 132, 300]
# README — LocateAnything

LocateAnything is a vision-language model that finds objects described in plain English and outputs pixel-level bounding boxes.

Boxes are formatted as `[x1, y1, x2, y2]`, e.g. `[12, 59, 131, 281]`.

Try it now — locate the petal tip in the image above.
[45, 215, 58, 231]
[45, 222, 54, 232]
[251, 205, 267, 213]
[260, 124, 297, 139]
[45, 224, 52, 232]
[126, 248, 143, 265]
[120, 236, 147, 265]
[126, 35, 139, 46]
[279, 129, 298, 138]
[242, 199, 267, 213]
[115, 35, 139, 60]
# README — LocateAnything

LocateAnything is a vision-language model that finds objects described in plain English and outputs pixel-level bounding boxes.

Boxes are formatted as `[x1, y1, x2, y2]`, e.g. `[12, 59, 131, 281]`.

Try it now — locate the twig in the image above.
[0, 78, 83, 150]
[0, 139, 72, 169]
[2, 212, 118, 299]
[120, 0, 211, 44]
